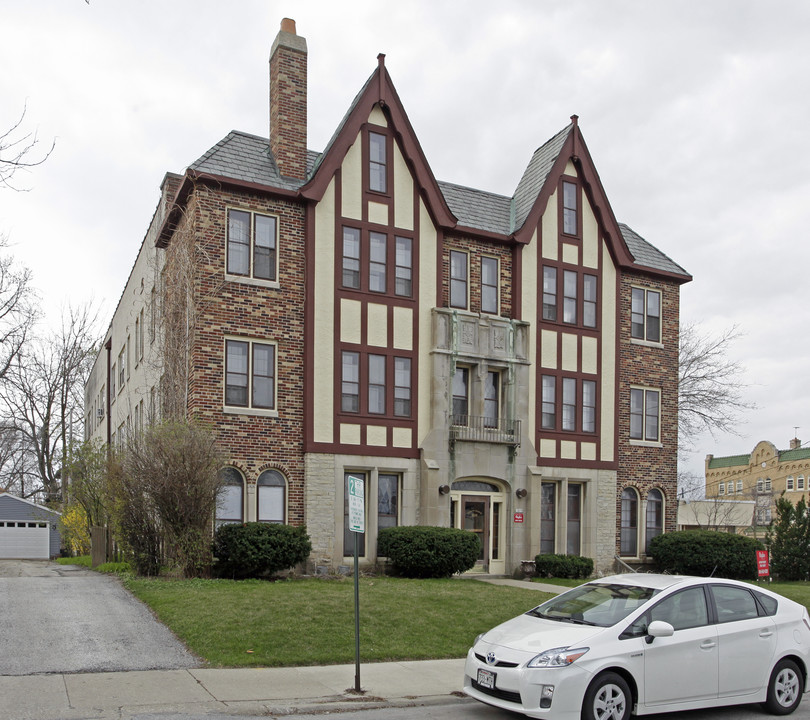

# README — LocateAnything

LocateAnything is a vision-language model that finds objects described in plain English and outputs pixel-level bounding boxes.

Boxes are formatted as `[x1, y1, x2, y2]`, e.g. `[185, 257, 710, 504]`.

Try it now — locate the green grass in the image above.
[56, 555, 91, 567]
[533, 577, 584, 588]
[122, 575, 551, 667]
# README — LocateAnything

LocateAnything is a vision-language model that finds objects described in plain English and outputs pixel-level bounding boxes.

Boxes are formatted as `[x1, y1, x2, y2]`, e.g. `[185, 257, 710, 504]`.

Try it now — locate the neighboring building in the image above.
[706, 437, 810, 529]
[677, 499, 755, 534]
[0, 493, 61, 559]
[84, 19, 690, 575]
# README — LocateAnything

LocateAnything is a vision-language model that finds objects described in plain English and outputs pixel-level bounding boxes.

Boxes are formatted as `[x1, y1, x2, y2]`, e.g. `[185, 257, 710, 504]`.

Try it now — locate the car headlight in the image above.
[527, 646, 589, 668]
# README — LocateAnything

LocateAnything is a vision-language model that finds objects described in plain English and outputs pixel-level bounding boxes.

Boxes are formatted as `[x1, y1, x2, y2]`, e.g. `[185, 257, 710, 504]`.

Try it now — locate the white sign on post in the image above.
[348, 474, 365, 533]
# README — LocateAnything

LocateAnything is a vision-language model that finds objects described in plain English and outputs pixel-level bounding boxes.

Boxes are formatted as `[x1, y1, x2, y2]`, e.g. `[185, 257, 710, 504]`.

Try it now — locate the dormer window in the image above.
[369, 131, 387, 193]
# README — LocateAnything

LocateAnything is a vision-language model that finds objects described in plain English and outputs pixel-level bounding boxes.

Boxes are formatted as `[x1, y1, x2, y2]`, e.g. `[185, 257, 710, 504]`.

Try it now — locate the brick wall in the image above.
[616, 271, 681, 553]
[165, 181, 308, 524]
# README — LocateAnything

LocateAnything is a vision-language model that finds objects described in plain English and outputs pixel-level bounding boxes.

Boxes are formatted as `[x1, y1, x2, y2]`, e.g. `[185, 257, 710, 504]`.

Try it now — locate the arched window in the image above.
[645, 489, 664, 553]
[216, 467, 244, 526]
[257, 469, 286, 524]
[620, 488, 639, 557]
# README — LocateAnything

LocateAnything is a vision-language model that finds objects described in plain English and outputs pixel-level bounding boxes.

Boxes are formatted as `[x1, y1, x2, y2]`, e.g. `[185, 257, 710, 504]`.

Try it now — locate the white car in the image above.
[464, 574, 810, 720]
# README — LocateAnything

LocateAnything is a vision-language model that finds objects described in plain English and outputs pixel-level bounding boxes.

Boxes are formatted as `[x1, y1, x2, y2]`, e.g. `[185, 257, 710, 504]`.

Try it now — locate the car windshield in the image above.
[527, 583, 659, 627]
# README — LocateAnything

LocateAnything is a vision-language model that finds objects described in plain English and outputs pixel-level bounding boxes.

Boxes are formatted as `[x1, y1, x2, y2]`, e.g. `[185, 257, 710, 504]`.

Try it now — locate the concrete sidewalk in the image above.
[1, 659, 467, 720]
[1, 579, 562, 719]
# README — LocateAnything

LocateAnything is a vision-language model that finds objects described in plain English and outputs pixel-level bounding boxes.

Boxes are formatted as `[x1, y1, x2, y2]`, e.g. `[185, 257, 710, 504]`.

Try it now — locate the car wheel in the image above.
[582, 672, 631, 720]
[763, 659, 804, 715]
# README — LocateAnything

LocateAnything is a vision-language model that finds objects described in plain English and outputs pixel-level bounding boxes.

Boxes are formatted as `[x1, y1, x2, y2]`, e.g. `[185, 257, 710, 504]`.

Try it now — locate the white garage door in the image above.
[0, 521, 50, 559]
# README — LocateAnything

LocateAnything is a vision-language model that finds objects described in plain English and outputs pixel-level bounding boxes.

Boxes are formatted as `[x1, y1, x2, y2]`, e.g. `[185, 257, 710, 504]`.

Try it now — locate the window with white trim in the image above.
[257, 470, 286, 524]
[719, 482, 725, 495]
[630, 387, 660, 442]
[227, 209, 278, 281]
[225, 339, 276, 410]
[481, 256, 498, 314]
[216, 467, 244, 526]
[631, 287, 661, 343]
[450, 251, 468, 309]
[799, 475, 806, 491]
[787, 476, 795, 491]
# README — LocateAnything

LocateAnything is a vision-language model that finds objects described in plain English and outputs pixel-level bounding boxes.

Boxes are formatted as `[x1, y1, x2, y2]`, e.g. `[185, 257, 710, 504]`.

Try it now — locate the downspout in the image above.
[104, 338, 112, 449]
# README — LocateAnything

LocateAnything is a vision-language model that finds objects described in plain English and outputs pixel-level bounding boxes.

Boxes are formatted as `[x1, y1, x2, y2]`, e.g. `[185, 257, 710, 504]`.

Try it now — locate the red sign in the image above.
[756, 550, 770, 577]
[513, 512, 524, 523]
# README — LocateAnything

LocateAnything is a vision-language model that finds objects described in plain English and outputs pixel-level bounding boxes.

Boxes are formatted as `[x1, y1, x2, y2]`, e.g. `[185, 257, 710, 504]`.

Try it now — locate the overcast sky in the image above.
[2, 0, 808, 480]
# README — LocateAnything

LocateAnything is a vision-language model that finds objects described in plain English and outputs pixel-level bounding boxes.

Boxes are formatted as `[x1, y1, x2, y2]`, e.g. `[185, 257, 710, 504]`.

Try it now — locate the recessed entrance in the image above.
[450, 480, 506, 574]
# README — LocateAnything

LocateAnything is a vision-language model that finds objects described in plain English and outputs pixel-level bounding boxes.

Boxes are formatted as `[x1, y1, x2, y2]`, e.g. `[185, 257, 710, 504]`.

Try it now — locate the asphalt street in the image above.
[0, 559, 199, 675]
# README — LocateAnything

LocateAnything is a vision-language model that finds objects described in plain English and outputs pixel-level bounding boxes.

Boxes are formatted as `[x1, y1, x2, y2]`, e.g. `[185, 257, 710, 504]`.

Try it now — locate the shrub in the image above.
[648, 530, 763, 579]
[213, 523, 312, 579]
[377, 526, 480, 578]
[534, 553, 593, 579]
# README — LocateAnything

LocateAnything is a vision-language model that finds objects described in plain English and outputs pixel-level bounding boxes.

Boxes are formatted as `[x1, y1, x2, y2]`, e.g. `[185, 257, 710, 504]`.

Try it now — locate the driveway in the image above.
[0, 560, 199, 675]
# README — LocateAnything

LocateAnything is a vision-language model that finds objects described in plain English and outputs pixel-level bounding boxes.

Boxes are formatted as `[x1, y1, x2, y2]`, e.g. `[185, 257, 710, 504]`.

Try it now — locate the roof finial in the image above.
[570, 114, 579, 126]
[377, 53, 386, 67]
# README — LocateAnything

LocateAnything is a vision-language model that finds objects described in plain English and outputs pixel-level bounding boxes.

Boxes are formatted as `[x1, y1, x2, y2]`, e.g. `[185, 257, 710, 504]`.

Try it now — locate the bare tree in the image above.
[0, 236, 39, 382]
[0, 105, 54, 191]
[0, 303, 101, 501]
[678, 321, 754, 453]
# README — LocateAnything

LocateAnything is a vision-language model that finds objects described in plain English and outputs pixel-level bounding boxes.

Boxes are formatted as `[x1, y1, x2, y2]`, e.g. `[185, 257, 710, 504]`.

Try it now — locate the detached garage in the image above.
[0, 493, 61, 559]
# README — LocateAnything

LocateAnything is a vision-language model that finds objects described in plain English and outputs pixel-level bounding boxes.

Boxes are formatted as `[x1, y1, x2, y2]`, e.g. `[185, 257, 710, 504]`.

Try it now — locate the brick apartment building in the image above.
[83, 18, 691, 575]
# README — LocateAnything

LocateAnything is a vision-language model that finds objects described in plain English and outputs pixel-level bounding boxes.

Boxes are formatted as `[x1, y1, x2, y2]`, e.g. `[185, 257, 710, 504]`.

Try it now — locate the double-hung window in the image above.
[225, 339, 276, 410]
[563, 270, 577, 324]
[257, 470, 286, 524]
[541, 375, 556, 429]
[562, 180, 578, 236]
[227, 209, 278, 281]
[630, 387, 660, 442]
[631, 287, 661, 343]
[368, 131, 387, 193]
[481, 257, 499, 314]
[484, 371, 499, 428]
[368, 355, 386, 414]
[341, 351, 360, 413]
[542, 376, 597, 433]
[342, 228, 413, 297]
[543, 266, 598, 328]
[542, 267, 557, 321]
[394, 357, 412, 417]
[450, 251, 468, 309]
[452, 367, 469, 424]
[395, 237, 413, 297]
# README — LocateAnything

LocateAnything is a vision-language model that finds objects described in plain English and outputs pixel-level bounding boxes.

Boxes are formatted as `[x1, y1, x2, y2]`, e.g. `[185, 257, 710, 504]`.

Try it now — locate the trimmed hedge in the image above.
[377, 526, 480, 578]
[535, 553, 593, 579]
[648, 530, 763, 579]
[212, 522, 312, 579]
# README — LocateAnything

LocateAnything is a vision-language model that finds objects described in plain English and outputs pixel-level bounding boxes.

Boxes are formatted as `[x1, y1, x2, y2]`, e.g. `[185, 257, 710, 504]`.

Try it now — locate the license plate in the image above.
[477, 668, 496, 690]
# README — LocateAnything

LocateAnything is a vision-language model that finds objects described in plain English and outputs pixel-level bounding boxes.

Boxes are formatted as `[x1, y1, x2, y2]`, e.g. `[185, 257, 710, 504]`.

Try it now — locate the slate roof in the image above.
[619, 223, 690, 277]
[512, 124, 573, 232]
[185, 125, 689, 279]
[189, 130, 319, 189]
[439, 181, 511, 235]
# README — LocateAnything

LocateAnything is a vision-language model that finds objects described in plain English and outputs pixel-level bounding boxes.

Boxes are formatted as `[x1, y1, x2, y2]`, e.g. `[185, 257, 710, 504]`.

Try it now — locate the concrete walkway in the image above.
[1, 578, 563, 720]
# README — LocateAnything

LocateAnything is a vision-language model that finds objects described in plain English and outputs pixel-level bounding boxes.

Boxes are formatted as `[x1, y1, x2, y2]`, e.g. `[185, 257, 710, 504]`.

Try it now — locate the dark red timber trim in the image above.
[303, 200, 317, 452]
[300, 58, 456, 230]
[511, 243, 522, 319]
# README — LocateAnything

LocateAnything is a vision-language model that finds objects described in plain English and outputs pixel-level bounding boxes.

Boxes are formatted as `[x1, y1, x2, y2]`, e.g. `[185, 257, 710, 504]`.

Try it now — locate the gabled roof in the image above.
[156, 59, 689, 285]
[0, 492, 61, 516]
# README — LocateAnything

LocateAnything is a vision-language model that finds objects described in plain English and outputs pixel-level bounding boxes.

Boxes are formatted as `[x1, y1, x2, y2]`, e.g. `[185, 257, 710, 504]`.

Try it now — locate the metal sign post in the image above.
[348, 474, 365, 693]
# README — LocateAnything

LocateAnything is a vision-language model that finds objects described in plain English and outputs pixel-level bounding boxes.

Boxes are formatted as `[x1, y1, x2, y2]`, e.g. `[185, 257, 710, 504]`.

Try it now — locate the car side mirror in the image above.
[645, 620, 674, 644]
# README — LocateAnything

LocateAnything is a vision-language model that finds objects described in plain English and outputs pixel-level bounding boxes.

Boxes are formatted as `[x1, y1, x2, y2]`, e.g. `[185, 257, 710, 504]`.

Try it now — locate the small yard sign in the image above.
[756, 549, 770, 577]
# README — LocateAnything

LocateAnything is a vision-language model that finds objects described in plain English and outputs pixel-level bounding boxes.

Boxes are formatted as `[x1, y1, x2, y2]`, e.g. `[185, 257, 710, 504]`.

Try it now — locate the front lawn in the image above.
[121, 575, 550, 667]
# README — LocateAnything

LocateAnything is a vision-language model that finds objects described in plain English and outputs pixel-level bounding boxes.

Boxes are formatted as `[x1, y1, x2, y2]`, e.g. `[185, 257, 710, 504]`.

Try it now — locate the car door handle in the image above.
[759, 629, 774, 638]
[700, 640, 716, 650]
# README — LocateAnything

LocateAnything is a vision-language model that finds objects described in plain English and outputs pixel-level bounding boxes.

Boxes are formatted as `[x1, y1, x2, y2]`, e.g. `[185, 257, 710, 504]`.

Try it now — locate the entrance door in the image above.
[461, 495, 490, 570]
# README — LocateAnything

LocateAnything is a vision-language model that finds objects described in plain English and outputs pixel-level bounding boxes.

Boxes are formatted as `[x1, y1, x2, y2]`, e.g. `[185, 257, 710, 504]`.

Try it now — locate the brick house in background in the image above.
[84, 18, 691, 575]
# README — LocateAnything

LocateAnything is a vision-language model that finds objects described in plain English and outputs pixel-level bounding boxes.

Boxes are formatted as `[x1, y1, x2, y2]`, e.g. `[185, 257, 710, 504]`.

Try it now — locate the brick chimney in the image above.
[269, 18, 307, 180]
[790, 437, 802, 450]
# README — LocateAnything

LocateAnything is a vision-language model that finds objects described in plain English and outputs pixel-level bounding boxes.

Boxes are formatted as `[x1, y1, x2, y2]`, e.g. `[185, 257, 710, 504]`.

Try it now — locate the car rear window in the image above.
[753, 590, 778, 616]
